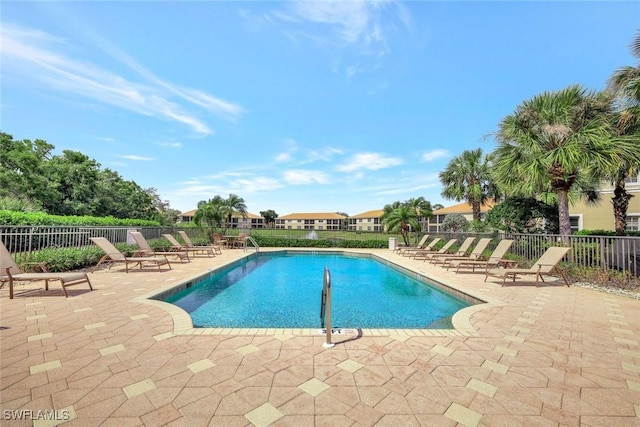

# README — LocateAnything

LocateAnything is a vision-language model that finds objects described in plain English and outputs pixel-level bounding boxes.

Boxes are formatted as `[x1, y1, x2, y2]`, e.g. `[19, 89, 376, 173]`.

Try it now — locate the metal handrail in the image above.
[320, 267, 334, 348]
[243, 236, 260, 252]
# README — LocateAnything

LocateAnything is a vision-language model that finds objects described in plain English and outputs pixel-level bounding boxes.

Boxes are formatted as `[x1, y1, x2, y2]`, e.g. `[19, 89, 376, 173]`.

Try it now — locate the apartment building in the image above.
[569, 174, 640, 232]
[348, 210, 384, 232]
[178, 210, 264, 228]
[275, 213, 347, 230]
[427, 200, 496, 233]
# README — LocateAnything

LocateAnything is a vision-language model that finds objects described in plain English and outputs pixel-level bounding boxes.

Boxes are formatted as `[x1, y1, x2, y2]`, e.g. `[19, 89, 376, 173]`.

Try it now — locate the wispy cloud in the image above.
[116, 154, 155, 161]
[0, 23, 244, 136]
[283, 169, 330, 185]
[261, 0, 410, 76]
[336, 152, 403, 172]
[421, 149, 449, 162]
[158, 142, 183, 148]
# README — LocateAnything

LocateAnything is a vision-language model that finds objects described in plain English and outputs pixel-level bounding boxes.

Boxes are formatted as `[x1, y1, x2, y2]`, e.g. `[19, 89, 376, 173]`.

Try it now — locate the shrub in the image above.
[574, 229, 640, 237]
[20, 243, 137, 272]
[0, 210, 160, 226]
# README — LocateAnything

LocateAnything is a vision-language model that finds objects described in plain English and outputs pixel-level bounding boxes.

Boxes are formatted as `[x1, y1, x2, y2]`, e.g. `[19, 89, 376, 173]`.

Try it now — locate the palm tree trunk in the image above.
[613, 179, 634, 236]
[558, 190, 572, 238]
[472, 201, 481, 221]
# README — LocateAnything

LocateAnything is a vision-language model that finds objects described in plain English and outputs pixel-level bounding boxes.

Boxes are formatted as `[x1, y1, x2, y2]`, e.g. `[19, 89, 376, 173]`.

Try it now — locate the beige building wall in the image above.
[569, 176, 640, 232]
[349, 210, 384, 232]
[275, 213, 346, 230]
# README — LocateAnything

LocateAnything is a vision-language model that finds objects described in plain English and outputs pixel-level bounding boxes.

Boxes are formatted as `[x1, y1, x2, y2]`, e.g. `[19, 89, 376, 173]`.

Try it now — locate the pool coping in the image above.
[133, 248, 505, 340]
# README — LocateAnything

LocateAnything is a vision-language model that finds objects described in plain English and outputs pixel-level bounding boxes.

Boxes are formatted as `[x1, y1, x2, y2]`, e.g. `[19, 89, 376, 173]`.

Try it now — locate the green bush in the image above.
[573, 229, 640, 237]
[0, 210, 160, 226]
[20, 242, 137, 272]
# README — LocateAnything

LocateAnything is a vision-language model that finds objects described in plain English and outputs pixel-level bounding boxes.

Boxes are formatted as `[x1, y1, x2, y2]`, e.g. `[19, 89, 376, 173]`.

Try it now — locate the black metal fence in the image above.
[1, 226, 638, 276]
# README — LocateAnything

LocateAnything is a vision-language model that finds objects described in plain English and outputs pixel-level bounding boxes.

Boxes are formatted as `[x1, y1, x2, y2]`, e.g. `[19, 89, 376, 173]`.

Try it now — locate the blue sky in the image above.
[2, 1, 639, 217]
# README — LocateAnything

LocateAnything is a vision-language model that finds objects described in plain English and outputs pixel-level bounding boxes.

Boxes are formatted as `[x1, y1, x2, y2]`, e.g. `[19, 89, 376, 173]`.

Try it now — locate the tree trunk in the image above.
[558, 190, 572, 239]
[613, 179, 634, 236]
[472, 201, 481, 221]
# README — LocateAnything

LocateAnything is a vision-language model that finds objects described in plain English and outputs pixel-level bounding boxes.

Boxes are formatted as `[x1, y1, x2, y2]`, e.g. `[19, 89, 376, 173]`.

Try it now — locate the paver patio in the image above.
[1, 248, 639, 426]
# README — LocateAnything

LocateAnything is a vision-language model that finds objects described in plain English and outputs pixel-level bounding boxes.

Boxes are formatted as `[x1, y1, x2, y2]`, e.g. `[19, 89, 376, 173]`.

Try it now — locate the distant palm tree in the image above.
[607, 30, 640, 235]
[194, 195, 225, 238]
[381, 203, 420, 246]
[405, 196, 433, 232]
[439, 148, 497, 221]
[494, 85, 639, 237]
[222, 193, 248, 230]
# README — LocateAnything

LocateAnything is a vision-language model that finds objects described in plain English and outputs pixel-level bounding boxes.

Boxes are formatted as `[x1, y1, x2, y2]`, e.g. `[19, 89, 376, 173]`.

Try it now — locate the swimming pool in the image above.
[162, 251, 472, 329]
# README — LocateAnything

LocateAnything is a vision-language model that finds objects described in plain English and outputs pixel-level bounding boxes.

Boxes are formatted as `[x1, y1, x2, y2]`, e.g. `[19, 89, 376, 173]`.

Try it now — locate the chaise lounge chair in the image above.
[178, 231, 222, 255]
[413, 238, 458, 261]
[428, 237, 476, 264]
[402, 237, 441, 257]
[90, 237, 171, 273]
[447, 239, 514, 273]
[485, 246, 572, 287]
[163, 234, 216, 257]
[130, 231, 190, 262]
[396, 234, 430, 254]
[434, 238, 492, 266]
[1, 240, 93, 299]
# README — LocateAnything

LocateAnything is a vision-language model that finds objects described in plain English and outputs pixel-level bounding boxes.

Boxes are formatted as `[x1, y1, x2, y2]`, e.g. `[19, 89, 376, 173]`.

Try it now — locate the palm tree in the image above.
[607, 30, 640, 235]
[405, 197, 433, 232]
[193, 196, 225, 238]
[494, 85, 639, 237]
[439, 148, 498, 221]
[222, 193, 248, 231]
[381, 203, 420, 246]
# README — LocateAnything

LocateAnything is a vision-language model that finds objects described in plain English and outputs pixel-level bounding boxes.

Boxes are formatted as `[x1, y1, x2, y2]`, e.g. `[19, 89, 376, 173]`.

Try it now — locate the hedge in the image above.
[0, 210, 160, 226]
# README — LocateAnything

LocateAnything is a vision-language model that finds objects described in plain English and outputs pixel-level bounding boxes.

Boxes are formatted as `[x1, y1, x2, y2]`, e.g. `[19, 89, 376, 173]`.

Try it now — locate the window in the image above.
[625, 174, 639, 184]
[627, 216, 639, 231]
[569, 215, 582, 233]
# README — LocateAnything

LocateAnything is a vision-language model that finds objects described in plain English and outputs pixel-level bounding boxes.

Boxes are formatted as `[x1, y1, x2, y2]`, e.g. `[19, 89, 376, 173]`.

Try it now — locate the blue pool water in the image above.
[163, 252, 471, 329]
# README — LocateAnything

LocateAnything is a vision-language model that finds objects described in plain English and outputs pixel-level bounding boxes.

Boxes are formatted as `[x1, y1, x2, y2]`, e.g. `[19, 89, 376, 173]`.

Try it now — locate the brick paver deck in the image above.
[1, 248, 639, 426]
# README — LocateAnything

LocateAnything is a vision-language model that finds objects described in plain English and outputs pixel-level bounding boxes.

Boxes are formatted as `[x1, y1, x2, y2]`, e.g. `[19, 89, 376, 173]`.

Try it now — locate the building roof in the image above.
[278, 212, 347, 220]
[179, 210, 262, 219]
[433, 200, 496, 215]
[350, 209, 384, 219]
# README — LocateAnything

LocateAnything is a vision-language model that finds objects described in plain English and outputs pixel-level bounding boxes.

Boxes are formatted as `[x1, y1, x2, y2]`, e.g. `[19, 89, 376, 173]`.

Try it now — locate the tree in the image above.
[222, 194, 248, 230]
[0, 132, 56, 207]
[381, 201, 421, 246]
[44, 150, 101, 216]
[195, 194, 248, 237]
[439, 148, 498, 221]
[405, 197, 433, 231]
[260, 210, 278, 227]
[194, 196, 225, 238]
[93, 169, 157, 220]
[146, 187, 179, 225]
[441, 213, 469, 232]
[493, 85, 639, 237]
[607, 30, 640, 235]
[485, 197, 559, 234]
